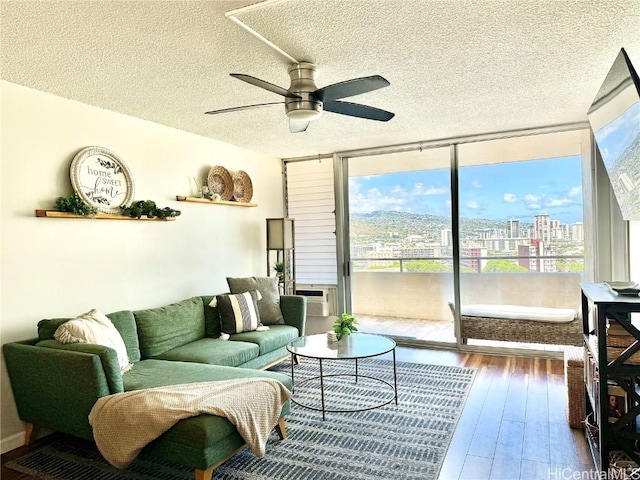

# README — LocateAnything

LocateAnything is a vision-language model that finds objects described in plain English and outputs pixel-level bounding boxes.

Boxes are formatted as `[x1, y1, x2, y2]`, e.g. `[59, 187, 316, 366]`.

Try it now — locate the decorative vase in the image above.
[327, 331, 338, 343]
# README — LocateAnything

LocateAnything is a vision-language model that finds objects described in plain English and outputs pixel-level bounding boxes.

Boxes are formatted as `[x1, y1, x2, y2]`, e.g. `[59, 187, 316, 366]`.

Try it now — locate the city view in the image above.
[349, 155, 584, 273]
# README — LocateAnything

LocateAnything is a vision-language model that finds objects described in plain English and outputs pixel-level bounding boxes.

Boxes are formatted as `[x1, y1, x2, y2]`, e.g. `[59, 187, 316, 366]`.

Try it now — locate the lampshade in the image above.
[266, 218, 294, 250]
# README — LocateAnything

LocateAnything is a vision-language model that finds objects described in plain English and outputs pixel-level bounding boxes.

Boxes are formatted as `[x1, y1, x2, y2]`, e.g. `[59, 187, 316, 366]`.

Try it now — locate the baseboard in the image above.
[1, 430, 25, 454]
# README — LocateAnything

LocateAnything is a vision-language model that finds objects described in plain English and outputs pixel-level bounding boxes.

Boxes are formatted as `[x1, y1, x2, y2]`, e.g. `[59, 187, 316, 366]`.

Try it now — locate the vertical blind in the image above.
[285, 159, 337, 285]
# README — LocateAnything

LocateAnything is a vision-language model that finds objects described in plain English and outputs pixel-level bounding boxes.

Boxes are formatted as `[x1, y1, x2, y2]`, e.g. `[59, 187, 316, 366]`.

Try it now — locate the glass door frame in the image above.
[333, 123, 596, 354]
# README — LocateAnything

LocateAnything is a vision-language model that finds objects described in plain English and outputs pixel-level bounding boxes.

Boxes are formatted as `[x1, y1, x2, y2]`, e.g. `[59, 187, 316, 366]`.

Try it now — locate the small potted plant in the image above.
[331, 313, 359, 341]
[272, 261, 285, 281]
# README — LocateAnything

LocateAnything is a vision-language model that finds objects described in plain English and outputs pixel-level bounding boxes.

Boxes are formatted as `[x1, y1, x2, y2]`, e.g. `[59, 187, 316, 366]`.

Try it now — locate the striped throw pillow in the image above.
[215, 291, 262, 334]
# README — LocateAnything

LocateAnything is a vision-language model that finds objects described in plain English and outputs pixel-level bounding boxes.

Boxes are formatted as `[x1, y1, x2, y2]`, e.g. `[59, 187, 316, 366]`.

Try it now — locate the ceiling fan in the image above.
[205, 62, 394, 133]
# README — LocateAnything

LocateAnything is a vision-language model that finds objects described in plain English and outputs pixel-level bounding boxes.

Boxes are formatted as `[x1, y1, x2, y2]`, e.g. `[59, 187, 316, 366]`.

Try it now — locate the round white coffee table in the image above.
[286, 332, 397, 420]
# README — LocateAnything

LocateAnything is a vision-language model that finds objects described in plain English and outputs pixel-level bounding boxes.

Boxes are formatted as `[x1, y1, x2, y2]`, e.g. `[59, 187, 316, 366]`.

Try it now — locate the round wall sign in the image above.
[70, 147, 135, 214]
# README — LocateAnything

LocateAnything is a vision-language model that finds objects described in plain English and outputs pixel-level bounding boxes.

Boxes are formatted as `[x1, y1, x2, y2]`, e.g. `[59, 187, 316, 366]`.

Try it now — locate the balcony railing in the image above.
[350, 257, 584, 322]
[351, 255, 584, 273]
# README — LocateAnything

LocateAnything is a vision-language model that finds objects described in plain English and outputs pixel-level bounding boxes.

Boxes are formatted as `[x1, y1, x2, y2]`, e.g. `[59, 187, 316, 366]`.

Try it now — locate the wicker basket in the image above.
[609, 333, 637, 347]
[459, 314, 582, 346]
[564, 347, 586, 428]
[207, 166, 234, 201]
[607, 346, 640, 365]
[231, 170, 253, 203]
[592, 334, 640, 364]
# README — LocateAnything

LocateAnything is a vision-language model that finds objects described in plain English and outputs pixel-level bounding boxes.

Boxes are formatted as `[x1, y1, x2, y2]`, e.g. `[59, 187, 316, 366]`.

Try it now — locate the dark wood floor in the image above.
[394, 347, 594, 479]
[2, 347, 594, 480]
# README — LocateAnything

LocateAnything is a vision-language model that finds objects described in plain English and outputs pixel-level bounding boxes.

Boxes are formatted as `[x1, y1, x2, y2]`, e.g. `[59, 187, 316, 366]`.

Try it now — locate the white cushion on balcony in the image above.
[461, 304, 577, 323]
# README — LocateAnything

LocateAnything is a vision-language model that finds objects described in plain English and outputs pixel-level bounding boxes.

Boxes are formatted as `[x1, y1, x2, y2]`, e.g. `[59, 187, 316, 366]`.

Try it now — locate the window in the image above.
[458, 130, 587, 325]
[285, 159, 337, 285]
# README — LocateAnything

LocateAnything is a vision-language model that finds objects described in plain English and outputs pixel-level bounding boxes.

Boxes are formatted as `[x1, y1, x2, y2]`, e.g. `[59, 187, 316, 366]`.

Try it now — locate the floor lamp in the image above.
[266, 218, 295, 295]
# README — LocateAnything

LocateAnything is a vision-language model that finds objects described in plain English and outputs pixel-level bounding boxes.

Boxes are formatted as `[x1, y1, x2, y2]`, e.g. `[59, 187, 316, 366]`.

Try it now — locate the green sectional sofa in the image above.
[3, 294, 307, 480]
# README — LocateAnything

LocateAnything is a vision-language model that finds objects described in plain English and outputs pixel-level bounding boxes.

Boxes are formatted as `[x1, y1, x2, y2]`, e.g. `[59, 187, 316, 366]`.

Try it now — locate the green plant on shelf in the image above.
[55, 193, 98, 216]
[333, 313, 359, 341]
[273, 261, 284, 278]
[121, 200, 181, 219]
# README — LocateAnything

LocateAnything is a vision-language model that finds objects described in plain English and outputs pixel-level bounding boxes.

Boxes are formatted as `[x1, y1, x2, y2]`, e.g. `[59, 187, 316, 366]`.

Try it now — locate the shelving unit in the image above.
[175, 195, 257, 207]
[266, 218, 295, 296]
[581, 282, 640, 472]
[35, 210, 177, 221]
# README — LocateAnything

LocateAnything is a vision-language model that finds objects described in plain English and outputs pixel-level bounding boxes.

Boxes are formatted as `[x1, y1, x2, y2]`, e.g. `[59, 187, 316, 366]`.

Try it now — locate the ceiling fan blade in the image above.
[230, 73, 301, 99]
[312, 75, 390, 102]
[323, 100, 395, 122]
[289, 119, 310, 133]
[205, 102, 283, 115]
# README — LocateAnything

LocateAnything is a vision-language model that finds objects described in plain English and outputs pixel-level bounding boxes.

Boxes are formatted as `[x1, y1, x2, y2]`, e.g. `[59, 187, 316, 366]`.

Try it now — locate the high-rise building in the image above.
[440, 228, 452, 247]
[572, 222, 584, 242]
[519, 243, 539, 271]
[534, 213, 551, 244]
[550, 219, 563, 240]
[518, 239, 557, 272]
[461, 247, 488, 272]
[507, 219, 520, 238]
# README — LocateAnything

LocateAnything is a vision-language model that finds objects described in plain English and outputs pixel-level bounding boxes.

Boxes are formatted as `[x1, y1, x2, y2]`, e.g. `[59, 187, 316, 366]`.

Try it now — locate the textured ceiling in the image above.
[2, 0, 639, 159]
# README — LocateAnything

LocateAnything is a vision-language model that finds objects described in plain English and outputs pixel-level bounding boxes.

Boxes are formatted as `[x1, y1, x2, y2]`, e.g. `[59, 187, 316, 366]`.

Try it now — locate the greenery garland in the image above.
[55, 193, 98, 216]
[121, 200, 181, 219]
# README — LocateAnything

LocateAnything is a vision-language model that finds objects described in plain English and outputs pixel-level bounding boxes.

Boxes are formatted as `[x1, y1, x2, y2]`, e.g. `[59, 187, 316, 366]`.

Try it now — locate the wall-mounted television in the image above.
[587, 48, 640, 221]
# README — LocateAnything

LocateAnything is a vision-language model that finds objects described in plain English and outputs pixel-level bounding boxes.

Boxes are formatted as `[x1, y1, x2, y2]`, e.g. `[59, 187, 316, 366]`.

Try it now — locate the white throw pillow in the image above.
[54, 309, 132, 373]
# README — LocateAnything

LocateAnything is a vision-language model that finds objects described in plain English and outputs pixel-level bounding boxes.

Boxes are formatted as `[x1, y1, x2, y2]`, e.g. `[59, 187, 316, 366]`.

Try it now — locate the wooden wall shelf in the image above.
[175, 196, 257, 207]
[35, 210, 177, 221]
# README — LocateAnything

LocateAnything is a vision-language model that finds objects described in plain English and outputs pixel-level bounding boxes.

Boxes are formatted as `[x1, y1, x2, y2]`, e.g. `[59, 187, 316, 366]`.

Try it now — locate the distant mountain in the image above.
[350, 210, 522, 238]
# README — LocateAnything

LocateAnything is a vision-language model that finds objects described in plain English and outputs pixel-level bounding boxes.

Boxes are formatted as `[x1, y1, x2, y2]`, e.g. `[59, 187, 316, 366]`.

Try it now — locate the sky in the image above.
[349, 155, 584, 224]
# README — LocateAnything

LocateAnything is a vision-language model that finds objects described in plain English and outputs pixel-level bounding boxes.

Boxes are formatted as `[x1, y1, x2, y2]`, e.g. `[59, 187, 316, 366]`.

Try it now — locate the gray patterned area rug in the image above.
[6, 359, 475, 480]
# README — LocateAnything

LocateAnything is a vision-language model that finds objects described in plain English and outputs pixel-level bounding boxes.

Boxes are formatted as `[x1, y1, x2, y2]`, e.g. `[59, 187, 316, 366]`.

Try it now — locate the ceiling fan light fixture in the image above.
[286, 108, 322, 121]
[285, 100, 323, 121]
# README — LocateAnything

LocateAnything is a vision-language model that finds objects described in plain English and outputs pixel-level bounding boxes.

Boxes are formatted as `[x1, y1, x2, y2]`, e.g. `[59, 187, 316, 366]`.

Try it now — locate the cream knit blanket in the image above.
[88, 378, 291, 469]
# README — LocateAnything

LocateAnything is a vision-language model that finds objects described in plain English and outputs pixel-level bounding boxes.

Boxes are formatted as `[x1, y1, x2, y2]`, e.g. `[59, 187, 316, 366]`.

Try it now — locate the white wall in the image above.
[0, 81, 284, 452]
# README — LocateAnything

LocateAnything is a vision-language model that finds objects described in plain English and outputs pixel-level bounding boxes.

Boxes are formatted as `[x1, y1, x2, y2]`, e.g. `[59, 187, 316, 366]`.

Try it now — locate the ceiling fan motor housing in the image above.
[285, 62, 322, 121]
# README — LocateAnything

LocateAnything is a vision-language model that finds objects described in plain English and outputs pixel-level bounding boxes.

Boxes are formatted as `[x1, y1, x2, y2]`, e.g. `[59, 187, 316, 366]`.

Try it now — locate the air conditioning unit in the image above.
[296, 287, 330, 316]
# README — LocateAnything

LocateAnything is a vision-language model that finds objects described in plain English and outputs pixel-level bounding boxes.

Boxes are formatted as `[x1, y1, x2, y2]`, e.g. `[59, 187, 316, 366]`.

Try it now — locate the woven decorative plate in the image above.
[207, 166, 234, 201]
[232, 170, 253, 203]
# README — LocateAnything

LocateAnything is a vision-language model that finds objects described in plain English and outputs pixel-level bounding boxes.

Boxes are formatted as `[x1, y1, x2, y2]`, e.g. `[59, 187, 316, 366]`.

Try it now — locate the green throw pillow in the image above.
[214, 291, 262, 334]
[226, 276, 285, 325]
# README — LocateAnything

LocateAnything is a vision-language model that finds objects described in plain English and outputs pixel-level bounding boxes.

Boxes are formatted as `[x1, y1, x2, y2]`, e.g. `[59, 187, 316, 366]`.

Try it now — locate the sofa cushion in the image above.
[38, 310, 141, 363]
[54, 309, 132, 373]
[122, 359, 292, 391]
[133, 297, 205, 359]
[123, 360, 293, 466]
[214, 291, 262, 334]
[461, 304, 577, 323]
[230, 325, 299, 356]
[201, 295, 223, 338]
[38, 318, 72, 342]
[152, 338, 259, 367]
[107, 310, 141, 363]
[227, 277, 285, 325]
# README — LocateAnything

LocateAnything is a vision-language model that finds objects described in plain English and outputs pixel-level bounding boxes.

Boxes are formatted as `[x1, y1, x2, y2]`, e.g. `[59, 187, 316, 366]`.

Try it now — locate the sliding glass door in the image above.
[286, 127, 592, 351]
[345, 147, 456, 344]
[456, 130, 588, 349]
